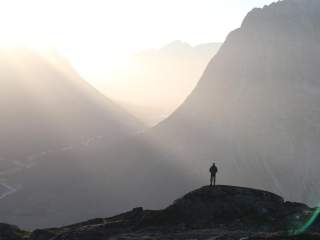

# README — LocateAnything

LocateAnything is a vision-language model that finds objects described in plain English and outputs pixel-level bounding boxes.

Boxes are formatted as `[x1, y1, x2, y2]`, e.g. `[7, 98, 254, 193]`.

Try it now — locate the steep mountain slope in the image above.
[0, 48, 140, 160]
[154, 0, 320, 203]
[0, 48, 142, 228]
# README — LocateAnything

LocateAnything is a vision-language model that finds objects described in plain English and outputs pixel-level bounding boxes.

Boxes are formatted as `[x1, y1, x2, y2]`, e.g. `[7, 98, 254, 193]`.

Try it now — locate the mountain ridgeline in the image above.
[0, 48, 142, 228]
[110, 41, 221, 126]
[0, 48, 140, 160]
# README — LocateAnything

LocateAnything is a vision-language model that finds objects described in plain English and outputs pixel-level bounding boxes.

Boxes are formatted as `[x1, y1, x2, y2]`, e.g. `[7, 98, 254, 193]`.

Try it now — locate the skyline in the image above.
[0, 0, 276, 79]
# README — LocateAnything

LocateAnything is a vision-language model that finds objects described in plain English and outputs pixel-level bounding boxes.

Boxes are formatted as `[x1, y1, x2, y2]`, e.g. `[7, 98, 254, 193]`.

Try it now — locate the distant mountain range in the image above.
[106, 41, 221, 126]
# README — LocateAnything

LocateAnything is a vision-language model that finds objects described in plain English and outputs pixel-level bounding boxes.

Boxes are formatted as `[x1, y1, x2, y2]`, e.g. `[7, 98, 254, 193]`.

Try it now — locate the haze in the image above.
[1, 0, 320, 231]
[0, 0, 275, 123]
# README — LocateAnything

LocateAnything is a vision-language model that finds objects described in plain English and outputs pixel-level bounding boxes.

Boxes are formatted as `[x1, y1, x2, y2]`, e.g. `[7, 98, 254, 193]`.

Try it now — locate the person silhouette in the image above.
[210, 162, 218, 186]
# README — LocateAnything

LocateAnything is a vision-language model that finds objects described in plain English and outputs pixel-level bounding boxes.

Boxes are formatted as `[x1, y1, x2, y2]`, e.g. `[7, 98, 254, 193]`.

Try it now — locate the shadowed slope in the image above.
[0, 48, 142, 228]
[0, 48, 141, 159]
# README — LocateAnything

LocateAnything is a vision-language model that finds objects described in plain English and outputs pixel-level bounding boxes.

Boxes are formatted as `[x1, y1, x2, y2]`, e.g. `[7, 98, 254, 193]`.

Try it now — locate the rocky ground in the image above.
[1, 186, 320, 240]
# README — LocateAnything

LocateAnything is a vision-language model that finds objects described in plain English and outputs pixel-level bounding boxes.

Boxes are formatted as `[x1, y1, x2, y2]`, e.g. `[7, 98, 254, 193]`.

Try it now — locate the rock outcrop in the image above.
[0, 223, 29, 240]
[1, 186, 319, 240]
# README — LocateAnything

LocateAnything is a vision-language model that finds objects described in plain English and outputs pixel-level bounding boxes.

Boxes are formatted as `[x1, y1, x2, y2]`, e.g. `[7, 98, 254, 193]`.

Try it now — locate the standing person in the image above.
[210, 162, 218, 186]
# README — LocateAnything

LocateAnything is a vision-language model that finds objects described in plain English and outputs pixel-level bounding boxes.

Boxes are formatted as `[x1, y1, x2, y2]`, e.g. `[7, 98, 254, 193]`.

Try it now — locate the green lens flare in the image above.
[289, 206, 320, 236]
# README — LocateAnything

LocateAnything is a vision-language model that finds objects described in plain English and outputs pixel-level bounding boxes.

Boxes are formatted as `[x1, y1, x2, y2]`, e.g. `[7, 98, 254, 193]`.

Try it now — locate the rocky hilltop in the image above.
[2, 186, 320, 240]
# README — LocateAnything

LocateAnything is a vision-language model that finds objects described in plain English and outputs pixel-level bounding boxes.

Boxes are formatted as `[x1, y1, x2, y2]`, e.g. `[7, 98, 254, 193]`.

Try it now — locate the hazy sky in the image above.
[0, 0, 276, 84]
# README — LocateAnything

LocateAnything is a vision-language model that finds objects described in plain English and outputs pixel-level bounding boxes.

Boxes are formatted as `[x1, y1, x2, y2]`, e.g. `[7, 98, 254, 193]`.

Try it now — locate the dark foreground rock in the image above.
[0, 223, 30, 240]
[1, 186, 320, 240]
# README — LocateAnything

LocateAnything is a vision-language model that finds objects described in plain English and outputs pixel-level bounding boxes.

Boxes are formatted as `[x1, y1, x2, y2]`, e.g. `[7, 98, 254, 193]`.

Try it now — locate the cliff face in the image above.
[151, 0, 320, 203]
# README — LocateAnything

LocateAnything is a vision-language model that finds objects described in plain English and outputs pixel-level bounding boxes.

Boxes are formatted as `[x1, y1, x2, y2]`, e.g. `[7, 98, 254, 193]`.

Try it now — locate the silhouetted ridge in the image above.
[1, 186, 319, 239]
[240, 0, 320, 41]
[137, 185, 305, 230]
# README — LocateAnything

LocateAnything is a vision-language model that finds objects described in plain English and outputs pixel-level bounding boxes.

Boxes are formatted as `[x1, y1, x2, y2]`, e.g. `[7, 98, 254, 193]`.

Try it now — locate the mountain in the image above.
[1, 186, 320, 240]
[0, 43, 220, 229]
[0, 48, 141, 160]
[153, 0, 320, 203]
[0, 48, 142, 228]
[103, 41, 221, 126]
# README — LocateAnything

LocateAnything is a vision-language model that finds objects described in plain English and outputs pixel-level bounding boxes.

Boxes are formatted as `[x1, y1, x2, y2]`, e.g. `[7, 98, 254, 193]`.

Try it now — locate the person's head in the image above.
[212, 162, 216, 166]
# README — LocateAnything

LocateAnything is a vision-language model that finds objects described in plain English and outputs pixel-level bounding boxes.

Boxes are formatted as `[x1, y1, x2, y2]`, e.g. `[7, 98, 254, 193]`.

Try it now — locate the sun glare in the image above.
[0, 0, 275, 104]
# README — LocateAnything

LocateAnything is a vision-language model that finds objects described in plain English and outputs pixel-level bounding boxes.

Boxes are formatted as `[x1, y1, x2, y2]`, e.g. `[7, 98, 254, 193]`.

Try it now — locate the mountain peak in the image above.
[241, 0, 320, 36]
[161, 40, 192, 51]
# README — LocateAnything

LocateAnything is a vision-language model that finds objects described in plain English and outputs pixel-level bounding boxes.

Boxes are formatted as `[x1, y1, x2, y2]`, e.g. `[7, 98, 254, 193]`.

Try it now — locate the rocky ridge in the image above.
[2, 186, 320, 240]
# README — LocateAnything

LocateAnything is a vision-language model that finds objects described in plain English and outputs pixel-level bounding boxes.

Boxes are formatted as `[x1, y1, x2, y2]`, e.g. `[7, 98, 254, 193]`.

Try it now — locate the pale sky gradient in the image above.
[0, 0, 276, 78]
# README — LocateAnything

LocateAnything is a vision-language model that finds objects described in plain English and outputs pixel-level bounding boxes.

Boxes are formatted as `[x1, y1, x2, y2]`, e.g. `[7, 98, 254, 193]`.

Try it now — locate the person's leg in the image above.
[210, 174, 213, 186]
[214, 175, 216, 186]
